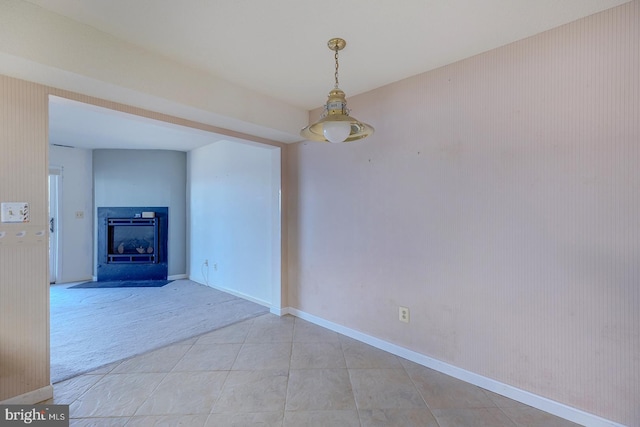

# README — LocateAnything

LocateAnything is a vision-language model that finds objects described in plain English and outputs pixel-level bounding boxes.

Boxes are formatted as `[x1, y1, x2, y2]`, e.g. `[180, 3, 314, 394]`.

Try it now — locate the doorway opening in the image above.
[48, 95, 283, 383]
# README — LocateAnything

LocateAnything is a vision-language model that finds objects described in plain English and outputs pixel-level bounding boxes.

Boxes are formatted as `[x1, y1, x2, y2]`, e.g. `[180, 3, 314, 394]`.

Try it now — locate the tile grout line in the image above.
[339, 331, 366, 426]
[401, 359, 443, 426]
[202, 317, 254, 426]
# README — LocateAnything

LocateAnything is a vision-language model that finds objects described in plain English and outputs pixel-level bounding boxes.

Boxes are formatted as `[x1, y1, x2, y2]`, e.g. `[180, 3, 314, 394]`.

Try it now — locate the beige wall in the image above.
[286, 2, 639, 425]
[0, 76, 49, 401]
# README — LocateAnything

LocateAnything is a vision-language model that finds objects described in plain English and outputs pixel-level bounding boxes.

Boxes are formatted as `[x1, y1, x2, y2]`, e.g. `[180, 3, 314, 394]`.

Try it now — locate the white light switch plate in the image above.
[1, 202, 30, 223]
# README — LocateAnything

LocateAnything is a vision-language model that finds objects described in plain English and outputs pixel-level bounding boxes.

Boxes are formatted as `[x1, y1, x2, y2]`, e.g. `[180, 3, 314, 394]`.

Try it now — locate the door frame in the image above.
[49, 166, 62, 284]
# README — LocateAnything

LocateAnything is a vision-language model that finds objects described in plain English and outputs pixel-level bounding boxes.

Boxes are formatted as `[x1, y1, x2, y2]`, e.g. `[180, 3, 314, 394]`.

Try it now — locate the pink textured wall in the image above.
[286, 2, 639, 425]
[0, 76, 50, 401]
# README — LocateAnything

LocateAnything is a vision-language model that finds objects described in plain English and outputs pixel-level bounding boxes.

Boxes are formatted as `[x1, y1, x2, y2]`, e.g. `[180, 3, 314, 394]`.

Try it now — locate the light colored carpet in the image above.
[50, 279, 269, 383]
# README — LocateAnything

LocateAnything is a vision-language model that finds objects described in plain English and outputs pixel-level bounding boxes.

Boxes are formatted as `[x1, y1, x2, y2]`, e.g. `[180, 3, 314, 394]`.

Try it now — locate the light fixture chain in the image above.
[334, 48, 340, 89]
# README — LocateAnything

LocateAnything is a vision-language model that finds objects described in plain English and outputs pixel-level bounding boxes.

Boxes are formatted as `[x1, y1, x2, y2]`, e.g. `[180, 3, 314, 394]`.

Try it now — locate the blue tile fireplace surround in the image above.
[97, 207, 168, 281]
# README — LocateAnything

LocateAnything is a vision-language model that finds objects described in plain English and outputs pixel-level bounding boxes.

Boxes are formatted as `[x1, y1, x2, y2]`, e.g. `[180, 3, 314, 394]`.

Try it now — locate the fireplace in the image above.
[107, 218, 158, 263]
[97, 207, 168, 281]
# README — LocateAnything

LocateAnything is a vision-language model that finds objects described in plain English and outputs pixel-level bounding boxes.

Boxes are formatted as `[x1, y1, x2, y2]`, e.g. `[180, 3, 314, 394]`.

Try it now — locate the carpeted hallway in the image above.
[50, 279, 269, 383]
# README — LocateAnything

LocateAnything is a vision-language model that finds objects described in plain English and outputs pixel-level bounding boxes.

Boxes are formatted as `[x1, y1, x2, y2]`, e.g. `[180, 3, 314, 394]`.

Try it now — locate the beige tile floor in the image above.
[48, 314, 582, 426]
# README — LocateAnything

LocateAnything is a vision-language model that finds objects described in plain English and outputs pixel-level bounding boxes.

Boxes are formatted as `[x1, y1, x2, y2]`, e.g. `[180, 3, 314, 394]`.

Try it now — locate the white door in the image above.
[48, 170, 61, 284]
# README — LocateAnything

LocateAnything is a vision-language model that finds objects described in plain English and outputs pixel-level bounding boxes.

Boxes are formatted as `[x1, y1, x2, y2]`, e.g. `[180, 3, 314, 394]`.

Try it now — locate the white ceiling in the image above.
[49, 96, 230, 151]
[27, 0, 629, 150]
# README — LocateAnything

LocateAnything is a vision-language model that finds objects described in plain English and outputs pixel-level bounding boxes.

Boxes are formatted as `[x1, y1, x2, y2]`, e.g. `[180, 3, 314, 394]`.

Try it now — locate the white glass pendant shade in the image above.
[323, 120, 352, 143]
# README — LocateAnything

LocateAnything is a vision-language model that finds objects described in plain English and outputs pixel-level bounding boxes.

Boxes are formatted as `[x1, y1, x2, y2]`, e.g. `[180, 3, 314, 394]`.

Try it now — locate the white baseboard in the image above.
[189, 277, 271, 308]
[288, 308, 624, 427]
[270, 306, 291, 316]
[1, 385, 53, 405]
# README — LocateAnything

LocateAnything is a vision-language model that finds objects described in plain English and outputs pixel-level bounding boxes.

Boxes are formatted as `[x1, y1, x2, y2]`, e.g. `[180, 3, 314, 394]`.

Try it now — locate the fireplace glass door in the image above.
[107, 218, 159, 263]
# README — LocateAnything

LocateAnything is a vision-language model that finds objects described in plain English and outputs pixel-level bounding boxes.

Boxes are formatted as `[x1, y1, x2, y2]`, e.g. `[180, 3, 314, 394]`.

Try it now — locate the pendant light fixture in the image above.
[300, 38, 374, 143]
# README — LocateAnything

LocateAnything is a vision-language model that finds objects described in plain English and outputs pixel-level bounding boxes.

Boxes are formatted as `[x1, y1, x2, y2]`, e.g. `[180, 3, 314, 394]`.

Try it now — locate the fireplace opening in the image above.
[107, 218, 158, 263]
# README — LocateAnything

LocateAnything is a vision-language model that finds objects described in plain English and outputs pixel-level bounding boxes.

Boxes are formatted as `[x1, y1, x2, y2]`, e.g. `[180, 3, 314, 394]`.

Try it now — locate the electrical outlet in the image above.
[399, 306, 410, 323]
[204, 259, 208, 266]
